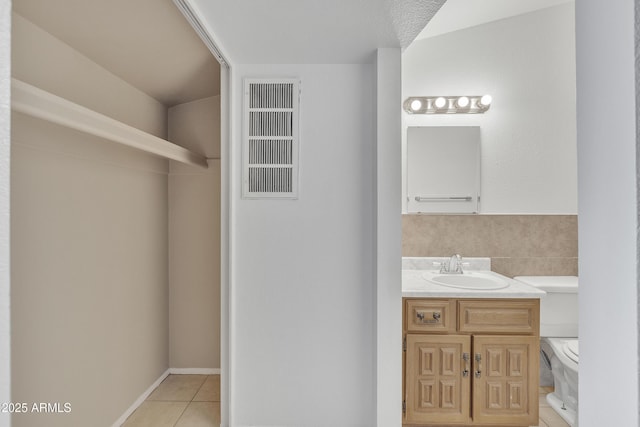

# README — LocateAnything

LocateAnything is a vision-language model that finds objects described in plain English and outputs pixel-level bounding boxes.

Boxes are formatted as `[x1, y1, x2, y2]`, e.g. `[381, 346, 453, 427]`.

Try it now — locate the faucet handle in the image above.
[432, 261, 448, 273]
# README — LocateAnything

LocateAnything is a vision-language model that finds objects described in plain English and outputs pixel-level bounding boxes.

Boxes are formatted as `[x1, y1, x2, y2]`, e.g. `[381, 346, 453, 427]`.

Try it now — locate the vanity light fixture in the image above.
[478, 94, 492, 108]
[434, 96, 447, 109]
[403, 95, 493, 114]
[455, 96, 470, 108]
[410, 99, 423, 111]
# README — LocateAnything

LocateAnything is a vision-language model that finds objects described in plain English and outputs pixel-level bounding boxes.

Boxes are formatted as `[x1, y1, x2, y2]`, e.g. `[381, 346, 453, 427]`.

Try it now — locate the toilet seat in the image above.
[544, 337, 579, 373]
[563, 339, 579, 364]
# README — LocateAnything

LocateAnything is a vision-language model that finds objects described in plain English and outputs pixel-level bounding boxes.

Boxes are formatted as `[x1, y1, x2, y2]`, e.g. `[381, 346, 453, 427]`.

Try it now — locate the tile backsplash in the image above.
[402, 214, 578, 278]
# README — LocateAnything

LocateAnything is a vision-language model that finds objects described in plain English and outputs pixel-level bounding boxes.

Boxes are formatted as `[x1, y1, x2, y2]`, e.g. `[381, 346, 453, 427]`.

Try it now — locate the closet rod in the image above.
[11, 79, 209, 169]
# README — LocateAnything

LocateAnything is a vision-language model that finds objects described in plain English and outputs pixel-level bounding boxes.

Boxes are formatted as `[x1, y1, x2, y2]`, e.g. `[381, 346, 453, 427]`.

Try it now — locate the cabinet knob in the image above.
[416, 311, 441, 323]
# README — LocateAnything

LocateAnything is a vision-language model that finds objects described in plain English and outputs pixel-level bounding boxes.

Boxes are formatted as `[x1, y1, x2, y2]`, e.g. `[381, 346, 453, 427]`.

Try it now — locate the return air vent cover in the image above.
[243, 78, 300, 199]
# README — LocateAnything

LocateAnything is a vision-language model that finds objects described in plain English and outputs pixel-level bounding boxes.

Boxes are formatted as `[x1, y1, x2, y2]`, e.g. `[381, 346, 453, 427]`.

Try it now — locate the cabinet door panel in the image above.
[405, 335, 471, 424]
[472, 335, 539, 425]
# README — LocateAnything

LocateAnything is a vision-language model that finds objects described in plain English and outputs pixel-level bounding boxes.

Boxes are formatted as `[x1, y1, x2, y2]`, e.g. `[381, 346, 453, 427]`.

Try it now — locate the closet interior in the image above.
[10, 1, 221, 425]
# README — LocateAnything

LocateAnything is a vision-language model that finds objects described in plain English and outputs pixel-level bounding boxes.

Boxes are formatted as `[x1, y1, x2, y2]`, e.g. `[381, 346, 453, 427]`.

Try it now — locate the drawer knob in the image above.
[417, 311, 441, 323]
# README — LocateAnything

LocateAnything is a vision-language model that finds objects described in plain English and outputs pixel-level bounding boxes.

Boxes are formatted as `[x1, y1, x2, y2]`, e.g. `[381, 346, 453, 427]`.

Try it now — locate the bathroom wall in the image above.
[402, 215, 577, 277]
[0, 0, 10, 424]
[402, 3, 577, 214]
[231, 63, 376, 426]
[576, 0, 639, 425]
[168, 96, 221, 370]
[401, 4, 578, 277]
[10, 14, 170, 427]
[375, 48, 403, 426]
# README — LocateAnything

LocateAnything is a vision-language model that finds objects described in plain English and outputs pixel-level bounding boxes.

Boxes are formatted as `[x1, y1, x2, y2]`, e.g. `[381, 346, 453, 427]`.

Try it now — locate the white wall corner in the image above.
[0, 1, 11, 426]
[375, 48, 402, 427]
[576, 0, 639, 426]
[219, 64, 232, 427]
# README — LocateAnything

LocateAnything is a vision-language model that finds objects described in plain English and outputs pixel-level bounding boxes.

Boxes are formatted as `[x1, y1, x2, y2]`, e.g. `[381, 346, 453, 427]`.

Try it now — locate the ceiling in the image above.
[415, 0, 573, 40]
[11, 0, 571, 102]
[190, 0, 446, 64]
[13, 0, 220, 107]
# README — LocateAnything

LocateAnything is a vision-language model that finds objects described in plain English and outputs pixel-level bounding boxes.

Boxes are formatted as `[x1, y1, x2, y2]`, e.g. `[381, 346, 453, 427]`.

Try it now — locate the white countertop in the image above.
[401, 257, 546, 299]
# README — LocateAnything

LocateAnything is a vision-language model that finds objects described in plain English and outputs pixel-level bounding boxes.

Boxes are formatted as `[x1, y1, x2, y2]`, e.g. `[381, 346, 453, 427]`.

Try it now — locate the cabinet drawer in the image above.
[406, 299, 455, 333]
[458, 299, 539, 335]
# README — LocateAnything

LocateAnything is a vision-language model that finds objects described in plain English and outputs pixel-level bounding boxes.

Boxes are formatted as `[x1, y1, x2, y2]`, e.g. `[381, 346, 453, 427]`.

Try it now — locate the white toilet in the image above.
[514, 276, 579, 427]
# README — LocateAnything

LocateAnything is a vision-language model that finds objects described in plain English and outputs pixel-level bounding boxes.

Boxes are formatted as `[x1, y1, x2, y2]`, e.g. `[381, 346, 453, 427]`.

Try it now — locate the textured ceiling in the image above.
[415, 0, 573, 40]
[13, 0, 220, 106]
[190, 0, 446, 64]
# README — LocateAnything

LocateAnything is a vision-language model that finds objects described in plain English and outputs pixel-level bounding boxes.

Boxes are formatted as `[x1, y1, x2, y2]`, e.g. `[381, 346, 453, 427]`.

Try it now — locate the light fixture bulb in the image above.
[456, 96, 470, 108]
[479, 94, 492, 107]
[434, 97, 447, 109]
[410, 99, 422, 112]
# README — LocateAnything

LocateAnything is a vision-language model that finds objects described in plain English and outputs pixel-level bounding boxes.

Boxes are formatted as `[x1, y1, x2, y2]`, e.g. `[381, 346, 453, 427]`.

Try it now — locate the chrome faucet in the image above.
[440, 254, 464, 274]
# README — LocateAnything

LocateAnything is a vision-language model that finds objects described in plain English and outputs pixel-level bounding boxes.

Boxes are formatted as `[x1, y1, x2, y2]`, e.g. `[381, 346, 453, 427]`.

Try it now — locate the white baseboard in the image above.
[111, 368, 170, 427]
[169, 367, 221, 375]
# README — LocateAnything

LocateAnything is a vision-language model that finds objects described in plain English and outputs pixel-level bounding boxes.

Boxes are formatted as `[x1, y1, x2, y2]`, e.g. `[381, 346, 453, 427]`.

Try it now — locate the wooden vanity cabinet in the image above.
[403, 298, 540, 426]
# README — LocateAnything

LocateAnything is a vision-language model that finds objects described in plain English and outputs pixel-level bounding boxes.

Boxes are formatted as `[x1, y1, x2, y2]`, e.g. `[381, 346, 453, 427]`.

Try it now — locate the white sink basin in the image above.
[421, 271, 510, 290]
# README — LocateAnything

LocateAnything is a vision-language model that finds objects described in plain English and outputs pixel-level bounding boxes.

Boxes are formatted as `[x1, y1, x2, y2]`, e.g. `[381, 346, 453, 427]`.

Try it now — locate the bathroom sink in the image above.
[421, 271, 510, 290]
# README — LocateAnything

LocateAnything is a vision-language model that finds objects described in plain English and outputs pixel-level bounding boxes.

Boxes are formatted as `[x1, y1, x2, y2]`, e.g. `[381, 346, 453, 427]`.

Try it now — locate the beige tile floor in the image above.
[122, 374, 220, 427]
[534, 386, 571, 427]
[123, 376, 569, 427]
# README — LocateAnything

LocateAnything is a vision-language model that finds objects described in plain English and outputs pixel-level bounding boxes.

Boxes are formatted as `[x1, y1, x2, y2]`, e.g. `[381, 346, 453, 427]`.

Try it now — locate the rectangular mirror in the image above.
[407, 126, 480, 214]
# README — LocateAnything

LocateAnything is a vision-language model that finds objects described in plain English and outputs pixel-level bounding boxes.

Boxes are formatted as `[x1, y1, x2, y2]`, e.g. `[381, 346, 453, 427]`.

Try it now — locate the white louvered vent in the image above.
[243, 78, 299, 199]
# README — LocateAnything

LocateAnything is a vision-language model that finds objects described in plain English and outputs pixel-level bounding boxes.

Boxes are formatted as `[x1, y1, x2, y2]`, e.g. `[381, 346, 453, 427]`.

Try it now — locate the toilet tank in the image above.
[513, 276, 578, 337]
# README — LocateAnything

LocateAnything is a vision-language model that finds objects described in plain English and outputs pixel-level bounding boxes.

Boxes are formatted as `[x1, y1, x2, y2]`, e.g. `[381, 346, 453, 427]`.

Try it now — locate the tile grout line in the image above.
[172, 375, 209, 427]
[192, 375, 208, 402]
[171, 402, 190, 427]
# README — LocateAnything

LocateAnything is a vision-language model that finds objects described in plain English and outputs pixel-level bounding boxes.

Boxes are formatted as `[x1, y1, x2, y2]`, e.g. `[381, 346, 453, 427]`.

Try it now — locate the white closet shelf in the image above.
[11, 78, 209, 169]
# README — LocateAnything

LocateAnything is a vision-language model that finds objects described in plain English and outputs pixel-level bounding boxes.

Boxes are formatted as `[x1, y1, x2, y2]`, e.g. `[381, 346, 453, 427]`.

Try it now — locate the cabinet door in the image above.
[405, 335, 471, 425]
[472, 335, 539, 425]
